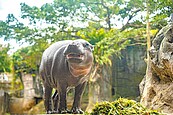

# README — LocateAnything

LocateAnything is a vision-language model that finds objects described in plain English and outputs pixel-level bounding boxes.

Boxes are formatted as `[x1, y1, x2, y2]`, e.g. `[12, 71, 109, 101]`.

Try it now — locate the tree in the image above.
[12, 39, 48, 86]
[0, 44, 11, 73]
[12, 39, 48, 75]
[140, 0, 151, 106]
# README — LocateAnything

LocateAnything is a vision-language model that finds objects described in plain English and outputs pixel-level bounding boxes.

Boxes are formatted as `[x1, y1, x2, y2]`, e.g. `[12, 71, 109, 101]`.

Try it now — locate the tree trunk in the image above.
[0, 91, 9, 114]
[86, 64, 112, 112]
[140, 0, 152, 106]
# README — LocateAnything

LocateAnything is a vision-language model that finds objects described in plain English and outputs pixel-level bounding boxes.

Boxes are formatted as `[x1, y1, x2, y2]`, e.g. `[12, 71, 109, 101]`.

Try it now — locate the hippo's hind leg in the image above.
[52, 90, 59, 113]
[44, 85, 53, 114]
[52, 89, 72, 114]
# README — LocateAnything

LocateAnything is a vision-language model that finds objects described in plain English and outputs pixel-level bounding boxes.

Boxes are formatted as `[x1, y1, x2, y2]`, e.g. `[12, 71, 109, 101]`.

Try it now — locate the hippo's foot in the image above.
[51, 110, 59, 114]
[58, 108, 71, 114]
[71, 107, 84, 114]
[46, 110, 54, 114]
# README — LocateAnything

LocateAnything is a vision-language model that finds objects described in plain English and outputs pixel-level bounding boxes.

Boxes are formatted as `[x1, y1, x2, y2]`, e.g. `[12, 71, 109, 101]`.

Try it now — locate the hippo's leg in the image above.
[44, 85, 53, 114]
[71, 81, 87, 114]
[58, 85, 68, 114]
[52, 90, 58, 113]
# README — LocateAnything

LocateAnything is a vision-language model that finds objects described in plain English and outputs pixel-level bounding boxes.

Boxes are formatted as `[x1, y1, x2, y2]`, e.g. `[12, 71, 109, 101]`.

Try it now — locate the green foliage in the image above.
[148, 0, 173, 29]
[93, 29, 130, 66]
[76, 23, 150, 66]
[0, 44, 11, 72]
[89, 98, 163, 115]
[0, 14, 25, 41]
[12, 39, 49, 75]
[77, 27, 129, 66]
[1, 0, 172, 42]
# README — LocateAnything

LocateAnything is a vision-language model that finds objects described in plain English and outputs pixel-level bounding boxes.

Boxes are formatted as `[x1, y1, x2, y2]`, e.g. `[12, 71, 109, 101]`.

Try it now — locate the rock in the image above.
[28, 101, 45, 114]
[9, 97, 36, 114]
[112, 45, 146, 98]
[140, 19, 173, 114]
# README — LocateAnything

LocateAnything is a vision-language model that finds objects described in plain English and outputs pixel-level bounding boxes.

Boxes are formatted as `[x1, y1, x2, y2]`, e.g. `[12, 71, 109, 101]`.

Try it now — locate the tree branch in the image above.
[121, 9, 141, 31]
[101, 0, 111, 30]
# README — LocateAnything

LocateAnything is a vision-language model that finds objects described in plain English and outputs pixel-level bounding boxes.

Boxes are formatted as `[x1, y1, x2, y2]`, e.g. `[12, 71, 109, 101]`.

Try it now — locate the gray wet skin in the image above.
[39, 39, 94, 114]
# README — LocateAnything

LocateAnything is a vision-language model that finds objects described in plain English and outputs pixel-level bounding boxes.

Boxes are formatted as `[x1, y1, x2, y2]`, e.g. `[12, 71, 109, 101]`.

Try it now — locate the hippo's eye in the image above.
[84, 43, 94, 51]
[83, 43, 89, 48]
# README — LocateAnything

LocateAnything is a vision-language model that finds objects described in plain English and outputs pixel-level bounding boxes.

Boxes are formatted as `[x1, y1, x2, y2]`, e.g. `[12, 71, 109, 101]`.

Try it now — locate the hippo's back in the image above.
[43, 40, 72, 59]
[39, 40, 72, 86]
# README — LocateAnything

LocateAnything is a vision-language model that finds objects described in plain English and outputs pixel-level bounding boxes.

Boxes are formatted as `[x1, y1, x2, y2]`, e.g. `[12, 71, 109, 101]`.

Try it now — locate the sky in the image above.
[0, 0, 53, 54]
[0, 0, 53, 20]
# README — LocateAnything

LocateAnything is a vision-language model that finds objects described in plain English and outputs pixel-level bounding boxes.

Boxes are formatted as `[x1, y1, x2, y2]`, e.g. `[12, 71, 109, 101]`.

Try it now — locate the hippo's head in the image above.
[64, 39, 94, 64]
[63, 39, 94, 77]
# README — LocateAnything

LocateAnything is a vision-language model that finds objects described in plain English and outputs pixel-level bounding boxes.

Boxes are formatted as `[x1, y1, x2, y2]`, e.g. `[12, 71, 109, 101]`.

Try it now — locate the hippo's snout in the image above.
[68, 43, 80, 49]
[64, 42, 84, 55]
[63, 42, 86, 64]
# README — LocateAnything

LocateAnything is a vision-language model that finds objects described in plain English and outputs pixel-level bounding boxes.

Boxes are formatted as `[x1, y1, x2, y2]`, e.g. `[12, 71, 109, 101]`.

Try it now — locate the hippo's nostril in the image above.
[71, 42, 75, 45]
[72, 42, 79, 46]
[69, 42, 80, 48]
[69, 45, 76, 48]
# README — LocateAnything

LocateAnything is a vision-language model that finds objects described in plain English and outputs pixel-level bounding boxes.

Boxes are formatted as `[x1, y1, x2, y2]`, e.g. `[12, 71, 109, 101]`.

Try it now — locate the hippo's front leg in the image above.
[71, 82, 87, 114]
[58, 85, 68, 114]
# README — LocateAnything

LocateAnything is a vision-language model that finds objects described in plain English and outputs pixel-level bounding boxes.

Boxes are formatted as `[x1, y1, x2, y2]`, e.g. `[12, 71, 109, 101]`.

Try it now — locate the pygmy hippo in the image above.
[39, 39, 94, 114]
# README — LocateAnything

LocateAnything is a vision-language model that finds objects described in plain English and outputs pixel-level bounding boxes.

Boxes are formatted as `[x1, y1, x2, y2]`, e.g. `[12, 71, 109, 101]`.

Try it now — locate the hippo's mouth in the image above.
[66, 53, 84, 60]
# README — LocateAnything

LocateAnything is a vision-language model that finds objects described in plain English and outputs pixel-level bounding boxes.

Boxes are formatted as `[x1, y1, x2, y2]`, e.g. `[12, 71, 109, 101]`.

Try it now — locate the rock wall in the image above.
[8, 74, 43, 114]
[140, 22, 173, 114]
[112, 45, 146, 99]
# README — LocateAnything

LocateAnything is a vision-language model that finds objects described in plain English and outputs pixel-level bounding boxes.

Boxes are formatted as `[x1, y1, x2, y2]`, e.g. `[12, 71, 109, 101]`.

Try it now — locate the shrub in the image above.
[89, 98, 163, 115]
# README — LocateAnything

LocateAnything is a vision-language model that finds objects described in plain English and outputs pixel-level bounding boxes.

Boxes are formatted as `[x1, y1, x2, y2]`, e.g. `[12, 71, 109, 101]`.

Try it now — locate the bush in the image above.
[89, 98, 163, 115]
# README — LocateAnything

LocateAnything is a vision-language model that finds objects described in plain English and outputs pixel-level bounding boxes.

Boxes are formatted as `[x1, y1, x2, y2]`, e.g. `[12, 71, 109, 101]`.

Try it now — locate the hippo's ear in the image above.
[84, 42, 94, 51]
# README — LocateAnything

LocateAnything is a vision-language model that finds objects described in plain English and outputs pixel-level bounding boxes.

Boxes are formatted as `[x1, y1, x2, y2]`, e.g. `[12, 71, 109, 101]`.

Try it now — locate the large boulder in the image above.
[140, 17, 173, 114]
